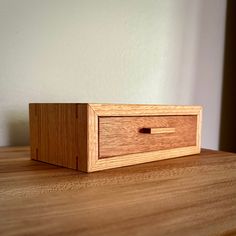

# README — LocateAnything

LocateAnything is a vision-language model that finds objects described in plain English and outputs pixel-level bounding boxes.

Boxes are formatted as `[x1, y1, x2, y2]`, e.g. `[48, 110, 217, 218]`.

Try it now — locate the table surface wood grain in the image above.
[0, 147, 236, 236]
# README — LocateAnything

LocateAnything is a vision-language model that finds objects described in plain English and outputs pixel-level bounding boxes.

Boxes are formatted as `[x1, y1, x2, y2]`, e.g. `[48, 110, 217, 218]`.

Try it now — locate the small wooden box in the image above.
[29, 103, 202, 172]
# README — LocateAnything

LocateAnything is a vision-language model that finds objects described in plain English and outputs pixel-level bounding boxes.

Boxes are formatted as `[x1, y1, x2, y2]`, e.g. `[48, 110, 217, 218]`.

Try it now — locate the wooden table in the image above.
[0, 147, 236, 235]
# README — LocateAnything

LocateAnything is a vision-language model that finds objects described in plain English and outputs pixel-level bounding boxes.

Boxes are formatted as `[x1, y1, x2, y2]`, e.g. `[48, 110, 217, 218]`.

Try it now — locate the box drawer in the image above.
[99, 116, 197, 158]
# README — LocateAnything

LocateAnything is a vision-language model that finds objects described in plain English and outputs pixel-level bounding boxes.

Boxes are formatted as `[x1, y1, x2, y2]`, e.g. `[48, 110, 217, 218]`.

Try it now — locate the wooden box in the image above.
[29, 103, 202, 172]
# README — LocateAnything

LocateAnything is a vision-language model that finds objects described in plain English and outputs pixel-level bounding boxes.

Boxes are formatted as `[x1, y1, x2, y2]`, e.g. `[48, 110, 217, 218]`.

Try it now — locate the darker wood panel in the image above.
[76, 104, 88, 171]
[57, 104, 78, 169]
[30, 104, 78, 169]
[220, 0, 236, 152]
[99, 115, 197, 158]
[39, 104, 58, 165]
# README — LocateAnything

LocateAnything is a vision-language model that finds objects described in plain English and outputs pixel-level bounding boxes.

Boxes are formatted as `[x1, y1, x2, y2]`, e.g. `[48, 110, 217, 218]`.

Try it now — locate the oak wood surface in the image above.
[0, 147, 236, 236]
[99, 115, 197, 158]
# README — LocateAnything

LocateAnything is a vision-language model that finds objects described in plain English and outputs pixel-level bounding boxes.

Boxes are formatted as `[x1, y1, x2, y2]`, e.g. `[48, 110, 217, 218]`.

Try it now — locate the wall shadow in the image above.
[7, 111, 29, 146]
[219, 0, 236, 152]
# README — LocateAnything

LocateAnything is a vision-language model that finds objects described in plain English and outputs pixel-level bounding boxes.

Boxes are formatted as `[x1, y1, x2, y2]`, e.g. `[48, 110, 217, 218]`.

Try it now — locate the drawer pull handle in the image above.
[142, 127, 176, 134]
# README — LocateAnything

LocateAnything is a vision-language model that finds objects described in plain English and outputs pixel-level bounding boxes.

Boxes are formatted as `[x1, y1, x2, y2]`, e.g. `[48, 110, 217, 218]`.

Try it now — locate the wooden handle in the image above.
[142, 127, 176, 134]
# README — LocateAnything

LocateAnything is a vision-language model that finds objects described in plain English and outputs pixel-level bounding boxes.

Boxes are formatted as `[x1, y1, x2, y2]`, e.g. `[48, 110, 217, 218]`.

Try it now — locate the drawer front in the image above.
[99, 115, 197, 158]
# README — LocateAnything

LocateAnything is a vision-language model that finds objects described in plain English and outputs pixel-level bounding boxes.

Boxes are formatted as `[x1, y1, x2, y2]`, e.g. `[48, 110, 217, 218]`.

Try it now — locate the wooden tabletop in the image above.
[0, 147, 236, 235]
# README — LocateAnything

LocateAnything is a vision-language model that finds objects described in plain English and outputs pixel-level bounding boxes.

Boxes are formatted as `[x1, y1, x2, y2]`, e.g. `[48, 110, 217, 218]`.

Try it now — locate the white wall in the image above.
[0, 0, 226, 148]
[193, 0, 226, 149]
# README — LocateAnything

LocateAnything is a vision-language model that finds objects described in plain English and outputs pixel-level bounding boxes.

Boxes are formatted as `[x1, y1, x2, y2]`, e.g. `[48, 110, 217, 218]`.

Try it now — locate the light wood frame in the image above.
[87, 104, 202, 172]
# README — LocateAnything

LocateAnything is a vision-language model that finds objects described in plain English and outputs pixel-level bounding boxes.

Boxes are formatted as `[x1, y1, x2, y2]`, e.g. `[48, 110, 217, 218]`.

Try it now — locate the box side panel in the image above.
[30, 104, 78, 169]
[57, 104, 78, 169]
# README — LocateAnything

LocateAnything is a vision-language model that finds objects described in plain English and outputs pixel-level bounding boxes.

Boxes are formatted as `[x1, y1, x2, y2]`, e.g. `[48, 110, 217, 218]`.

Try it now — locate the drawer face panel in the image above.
[99, 115, 197, 158]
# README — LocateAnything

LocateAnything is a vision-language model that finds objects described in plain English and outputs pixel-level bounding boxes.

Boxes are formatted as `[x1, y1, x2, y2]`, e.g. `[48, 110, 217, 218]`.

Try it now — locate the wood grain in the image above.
[90, 103, 202, 116]
[76, 104, 88, 172]
[99, 115, 197, 158]
[91, 146, 200, 172]
[29, 104, 78, 169]
[87, 104, 99, 171]
[0, 147, 236, 236]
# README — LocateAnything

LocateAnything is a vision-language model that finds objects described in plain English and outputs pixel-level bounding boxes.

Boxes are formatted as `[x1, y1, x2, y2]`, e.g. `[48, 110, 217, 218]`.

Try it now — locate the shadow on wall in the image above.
[7, 111, 29, 146]
[219, 0, 236, 152]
